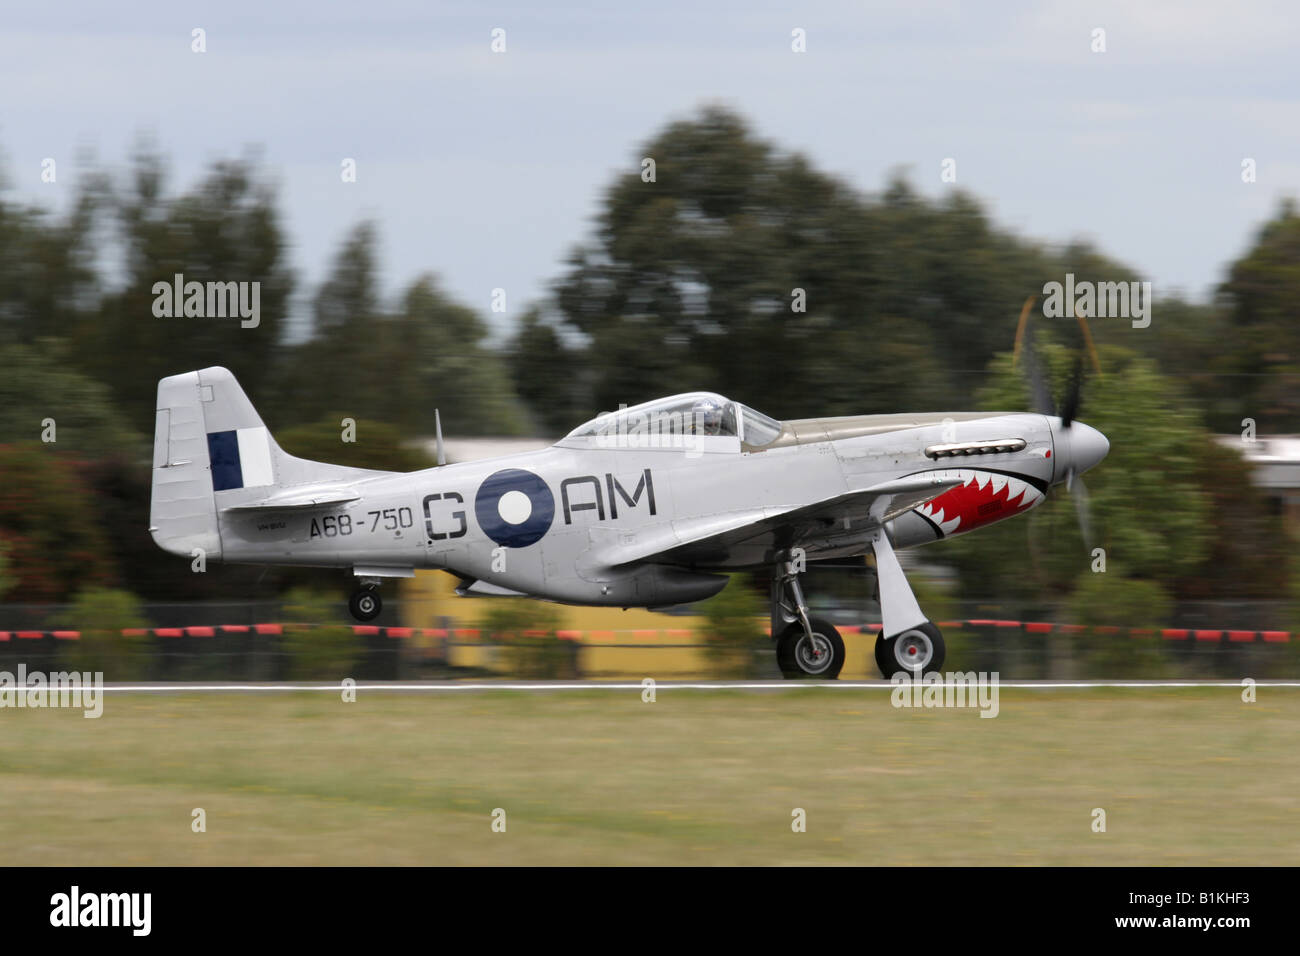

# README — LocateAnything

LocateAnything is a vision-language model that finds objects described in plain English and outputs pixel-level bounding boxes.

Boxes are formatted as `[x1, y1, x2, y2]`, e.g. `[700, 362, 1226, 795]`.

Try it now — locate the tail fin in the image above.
[149, 367, 388, 559]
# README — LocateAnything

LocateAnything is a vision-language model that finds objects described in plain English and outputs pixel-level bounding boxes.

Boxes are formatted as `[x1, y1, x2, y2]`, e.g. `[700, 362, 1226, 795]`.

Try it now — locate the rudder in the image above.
[150, 366, 277, 560]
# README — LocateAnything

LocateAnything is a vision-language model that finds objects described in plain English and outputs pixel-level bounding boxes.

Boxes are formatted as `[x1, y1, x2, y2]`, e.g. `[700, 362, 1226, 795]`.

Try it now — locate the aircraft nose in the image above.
[1067, 422, 1109, 476]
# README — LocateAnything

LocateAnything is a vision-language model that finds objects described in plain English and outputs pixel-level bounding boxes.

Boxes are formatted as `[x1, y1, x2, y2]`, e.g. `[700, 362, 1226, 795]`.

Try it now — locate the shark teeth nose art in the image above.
[915, 469, 1044, 536]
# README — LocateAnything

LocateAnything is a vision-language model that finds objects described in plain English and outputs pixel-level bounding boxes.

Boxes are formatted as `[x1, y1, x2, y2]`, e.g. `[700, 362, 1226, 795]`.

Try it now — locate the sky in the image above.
[3, 0, 1298, 340]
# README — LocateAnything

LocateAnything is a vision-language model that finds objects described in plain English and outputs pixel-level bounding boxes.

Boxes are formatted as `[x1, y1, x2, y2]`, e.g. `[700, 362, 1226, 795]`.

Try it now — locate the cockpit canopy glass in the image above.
[739, 404, 782, 446]
[563, 393, 782, 449]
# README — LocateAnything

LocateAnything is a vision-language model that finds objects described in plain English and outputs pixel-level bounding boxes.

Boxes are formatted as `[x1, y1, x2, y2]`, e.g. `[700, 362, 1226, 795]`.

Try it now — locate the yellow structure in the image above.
[399, 570, 879, 679]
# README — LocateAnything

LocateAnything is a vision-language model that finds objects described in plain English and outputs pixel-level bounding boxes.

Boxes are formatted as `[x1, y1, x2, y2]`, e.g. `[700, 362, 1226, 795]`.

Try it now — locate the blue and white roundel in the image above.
[474, 468, 555, 548]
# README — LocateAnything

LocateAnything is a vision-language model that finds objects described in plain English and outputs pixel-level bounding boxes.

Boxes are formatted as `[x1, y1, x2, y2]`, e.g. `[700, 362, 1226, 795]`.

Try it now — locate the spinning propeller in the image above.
[1011, 295, 1104, 549]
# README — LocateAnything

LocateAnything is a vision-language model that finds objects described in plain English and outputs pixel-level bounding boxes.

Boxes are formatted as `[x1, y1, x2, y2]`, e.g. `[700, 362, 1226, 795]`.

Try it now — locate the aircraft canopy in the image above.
[561, 393, 782, 449]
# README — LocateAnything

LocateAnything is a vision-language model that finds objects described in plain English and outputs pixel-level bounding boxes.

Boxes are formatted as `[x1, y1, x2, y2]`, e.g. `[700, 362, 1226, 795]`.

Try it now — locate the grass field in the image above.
[1, 688, 1297, 865]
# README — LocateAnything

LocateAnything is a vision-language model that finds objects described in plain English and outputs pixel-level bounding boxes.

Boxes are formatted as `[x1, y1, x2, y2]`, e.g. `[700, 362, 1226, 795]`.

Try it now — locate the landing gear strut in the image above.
[348, 580, 383, 622]
[869, 531, 945, 677]
[770, 554, 845, 679]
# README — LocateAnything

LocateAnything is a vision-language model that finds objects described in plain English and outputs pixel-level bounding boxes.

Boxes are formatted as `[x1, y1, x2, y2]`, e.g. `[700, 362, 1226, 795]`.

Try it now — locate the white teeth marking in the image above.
[920, 469, 1045, 535]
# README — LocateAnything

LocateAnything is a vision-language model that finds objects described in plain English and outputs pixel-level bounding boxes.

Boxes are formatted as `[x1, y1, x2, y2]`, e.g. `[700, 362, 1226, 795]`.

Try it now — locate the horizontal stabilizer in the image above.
[221, 487, 361, 511]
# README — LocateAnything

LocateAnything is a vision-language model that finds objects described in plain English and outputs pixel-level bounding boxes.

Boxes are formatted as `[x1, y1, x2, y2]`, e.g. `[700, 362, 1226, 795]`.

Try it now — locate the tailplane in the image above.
[149, 367, 389, 559]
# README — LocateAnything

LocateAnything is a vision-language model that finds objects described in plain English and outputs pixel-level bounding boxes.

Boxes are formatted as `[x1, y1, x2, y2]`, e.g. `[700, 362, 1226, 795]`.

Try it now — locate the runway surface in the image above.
[85, 679, 1300, 692]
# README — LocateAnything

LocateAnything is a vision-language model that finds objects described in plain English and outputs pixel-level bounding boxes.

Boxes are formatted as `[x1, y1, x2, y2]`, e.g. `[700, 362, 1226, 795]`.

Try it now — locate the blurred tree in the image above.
[547, 107, 1152, 421]
[942, 343, 1212, 606]
[276, 222, 381, 420]
[279, 587, 363, 680]
[479, 598, 572, 678]
[0, 444, 114, 601]
[56, 587, 150, 680]
[275, 418, 436, 472]
[1217, 199, 1300, 432]
[0, 539, 12, 599]
[1176, 439, 1292, 600]
[72, 149, 294, 435]
[279, 226, 525, 436]
[1126, 295, 1234, 431]
[1064, 575, 1175, 677]
[507, 307, 591, 435]
[0, 168, 104, 345]
[1065, 574, 1173, 629]
[0, 341, 143, 457]
[698, 576, 767, 678]
[381, 275, 524, 435]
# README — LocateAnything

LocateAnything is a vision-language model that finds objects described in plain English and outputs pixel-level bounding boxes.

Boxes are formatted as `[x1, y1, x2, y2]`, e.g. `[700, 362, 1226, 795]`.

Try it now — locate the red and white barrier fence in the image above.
[0, 620, 1291, 643]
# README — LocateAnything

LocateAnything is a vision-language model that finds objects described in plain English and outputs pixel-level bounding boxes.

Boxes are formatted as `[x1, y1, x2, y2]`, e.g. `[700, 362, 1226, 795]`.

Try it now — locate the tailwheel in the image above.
[875, 621, 945, 677]
[776, 618, 845, 680]
[348, 585, 382, 622]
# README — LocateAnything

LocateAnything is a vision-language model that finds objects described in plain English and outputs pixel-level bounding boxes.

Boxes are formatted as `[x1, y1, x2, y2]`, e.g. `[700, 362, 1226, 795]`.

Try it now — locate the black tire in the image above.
[348, 586, 382, 622]
[875, 622, 945, 677]
[776, 617, 845, 679]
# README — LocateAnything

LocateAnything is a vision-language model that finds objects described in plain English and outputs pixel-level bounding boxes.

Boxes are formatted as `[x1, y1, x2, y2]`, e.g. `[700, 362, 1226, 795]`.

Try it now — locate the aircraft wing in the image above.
[601, 473, 962, 570]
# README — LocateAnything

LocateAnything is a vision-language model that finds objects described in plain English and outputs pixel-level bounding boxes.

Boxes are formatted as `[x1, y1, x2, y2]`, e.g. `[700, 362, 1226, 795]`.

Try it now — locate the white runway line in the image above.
[89, 680, 1300, 692]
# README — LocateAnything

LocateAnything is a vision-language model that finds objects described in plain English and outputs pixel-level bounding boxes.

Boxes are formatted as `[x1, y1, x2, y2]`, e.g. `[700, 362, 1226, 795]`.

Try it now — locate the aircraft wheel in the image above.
[776, 618, 845, 679]
[875, 622, 945, 677]
[348, 586, 382, 622]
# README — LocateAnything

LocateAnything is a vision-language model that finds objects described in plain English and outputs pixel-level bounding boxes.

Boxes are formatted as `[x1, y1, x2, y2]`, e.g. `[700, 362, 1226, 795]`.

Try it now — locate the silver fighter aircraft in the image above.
[150, 366, 1108, 679]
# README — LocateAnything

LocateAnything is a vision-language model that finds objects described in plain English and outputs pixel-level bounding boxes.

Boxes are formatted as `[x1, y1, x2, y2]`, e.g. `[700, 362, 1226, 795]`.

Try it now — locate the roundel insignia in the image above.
[474, 468, 555, 548]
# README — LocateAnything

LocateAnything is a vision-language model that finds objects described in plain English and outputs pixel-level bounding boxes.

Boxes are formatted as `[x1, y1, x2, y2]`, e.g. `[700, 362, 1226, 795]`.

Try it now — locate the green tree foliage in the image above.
[0, 444, 114, 600]
[545, 107, 1146, 420]
[479, 598, 574, 678]
[1064, 576, 1175, 677]
[1177, 440, 1292, 599]
[0, 341, 143, 457]
[279, 588, 364, 680]
[56, 587, 150, 680]
[506, 308, 591, 436]
[71, 150, 294, 435]
[943, 343, 1212, 605]
[275, 418, 436, 473]
[0, 169, 103, 345]
[697, 576, 767, 678]
[1217, 199, 1300, 432]
[278, 225, 525, 436]
[1066, 575, 1173, 629]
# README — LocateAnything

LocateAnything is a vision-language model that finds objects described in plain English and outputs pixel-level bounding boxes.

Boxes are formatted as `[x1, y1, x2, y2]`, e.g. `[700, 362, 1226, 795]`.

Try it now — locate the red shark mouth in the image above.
[915, 469, 1044, 536]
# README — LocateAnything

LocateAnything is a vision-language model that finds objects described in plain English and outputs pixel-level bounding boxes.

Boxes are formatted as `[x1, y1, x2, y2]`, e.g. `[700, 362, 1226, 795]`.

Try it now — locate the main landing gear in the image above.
[771, 557, 845, 679]
[874, 621, 945, 678]
[868, 530, 945, 678]
[769, 532, 946, 680]
[348, 579, 383, 622]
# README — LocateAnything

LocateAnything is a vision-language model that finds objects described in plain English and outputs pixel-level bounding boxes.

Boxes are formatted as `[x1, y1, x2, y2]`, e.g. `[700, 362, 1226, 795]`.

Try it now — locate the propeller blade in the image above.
[1071, 474, 1093, 550]
[1074, 307, 1103, 377]
[1058, 357, 1083, 427]
[1012, 296, 1053, 415]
